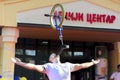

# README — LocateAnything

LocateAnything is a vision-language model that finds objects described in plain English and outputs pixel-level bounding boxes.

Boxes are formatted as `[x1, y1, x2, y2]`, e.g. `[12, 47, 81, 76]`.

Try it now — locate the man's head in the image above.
[117, 64, 120, 72]
[49, 53, 60, 63]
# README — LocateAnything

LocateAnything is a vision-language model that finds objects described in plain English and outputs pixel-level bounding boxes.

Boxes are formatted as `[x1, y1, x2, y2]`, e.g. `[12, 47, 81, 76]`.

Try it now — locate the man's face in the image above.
[49, 53, 60, 63]
[49, 53, 56, 62]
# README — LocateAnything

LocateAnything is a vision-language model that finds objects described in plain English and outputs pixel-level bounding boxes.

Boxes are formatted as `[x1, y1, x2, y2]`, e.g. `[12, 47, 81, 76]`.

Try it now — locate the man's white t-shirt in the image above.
[43, 62, 75, 80]
[110, 72, 120, 80]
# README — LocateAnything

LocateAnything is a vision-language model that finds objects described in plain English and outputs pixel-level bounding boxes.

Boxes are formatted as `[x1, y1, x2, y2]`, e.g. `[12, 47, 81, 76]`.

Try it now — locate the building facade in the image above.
[0, 0, 120, 80]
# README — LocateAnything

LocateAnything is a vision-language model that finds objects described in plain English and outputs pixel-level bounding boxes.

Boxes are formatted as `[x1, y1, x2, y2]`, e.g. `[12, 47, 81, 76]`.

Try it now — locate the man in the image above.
[11, 53, 100, 80]
[109, 64, 120, 80]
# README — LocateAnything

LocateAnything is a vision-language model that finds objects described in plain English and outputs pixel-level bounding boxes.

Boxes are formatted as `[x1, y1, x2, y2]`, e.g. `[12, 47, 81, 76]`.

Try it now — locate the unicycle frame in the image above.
[54, 15, 64, 45]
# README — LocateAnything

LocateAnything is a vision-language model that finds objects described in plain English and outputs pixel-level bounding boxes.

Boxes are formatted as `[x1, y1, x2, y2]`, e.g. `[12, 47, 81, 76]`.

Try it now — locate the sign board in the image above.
[17, 1, 120, 30]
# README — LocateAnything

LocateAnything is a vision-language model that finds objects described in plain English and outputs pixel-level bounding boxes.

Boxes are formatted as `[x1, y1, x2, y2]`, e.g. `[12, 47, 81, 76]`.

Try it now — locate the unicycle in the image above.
[45, 3, 69, 55]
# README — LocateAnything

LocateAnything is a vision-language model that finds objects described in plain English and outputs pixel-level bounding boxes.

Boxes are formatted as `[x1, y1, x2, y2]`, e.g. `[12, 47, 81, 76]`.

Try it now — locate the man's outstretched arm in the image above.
[11, 57, 45, 73]
[72, 59, 100, 72]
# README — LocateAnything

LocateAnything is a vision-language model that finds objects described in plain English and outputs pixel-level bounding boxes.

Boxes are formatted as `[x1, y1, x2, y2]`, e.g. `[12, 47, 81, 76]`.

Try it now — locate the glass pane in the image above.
[17, 38, 24, 44]
[25, 57, 35, 63]
[25, 39, 36, 45]
[74, 51, 83, 56]
[74, 42, 83, 47]
[37, 45, 48, 56]
[25, 49, 36, 56]
[50, 40, 60, 46]
[16, 49, 23, 55]
[62, 51, 72, 57]
[38, 40, 49, 46]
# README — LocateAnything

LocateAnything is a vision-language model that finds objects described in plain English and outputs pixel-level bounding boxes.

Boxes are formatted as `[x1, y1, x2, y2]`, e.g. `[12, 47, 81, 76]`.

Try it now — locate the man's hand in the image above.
[11, 57, 21, 64]
[92, 59, 100, 65]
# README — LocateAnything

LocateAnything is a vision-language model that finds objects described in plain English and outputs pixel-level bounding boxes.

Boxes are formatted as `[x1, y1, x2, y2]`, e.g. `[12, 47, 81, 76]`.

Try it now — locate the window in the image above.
[16, 49, 23, 55]
[25, 57, 35, 63]
[74, 51, 83, 56]
[25, 49, 36, 56]
[61, 51, 72, 57]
